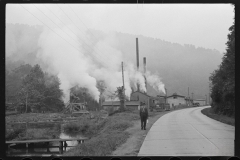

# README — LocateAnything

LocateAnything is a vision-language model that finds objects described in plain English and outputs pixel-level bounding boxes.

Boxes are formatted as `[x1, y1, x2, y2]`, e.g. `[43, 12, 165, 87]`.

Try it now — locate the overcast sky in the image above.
[6, 4, 234, 53]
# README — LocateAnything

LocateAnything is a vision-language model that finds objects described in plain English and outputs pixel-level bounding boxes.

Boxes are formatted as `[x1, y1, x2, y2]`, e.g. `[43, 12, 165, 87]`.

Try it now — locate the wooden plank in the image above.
[6, 138, 88, 144]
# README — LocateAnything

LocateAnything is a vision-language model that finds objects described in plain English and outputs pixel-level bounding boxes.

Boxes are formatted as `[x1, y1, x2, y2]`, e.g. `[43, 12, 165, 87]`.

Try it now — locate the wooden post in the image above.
[29, 143, 34, 152]
[64, 141, 67, 151]
[47, 145, 50, 153]
[25, 122, 28, 137]
[6, 144, 10, 155]
[26, 143, 29, 154]
[122, 62, 126, 109]
[59, 141, 63, 154]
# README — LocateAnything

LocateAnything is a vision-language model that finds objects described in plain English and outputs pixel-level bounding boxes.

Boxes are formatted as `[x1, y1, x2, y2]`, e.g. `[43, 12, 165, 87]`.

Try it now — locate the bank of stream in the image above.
[6, 123, 86, 156]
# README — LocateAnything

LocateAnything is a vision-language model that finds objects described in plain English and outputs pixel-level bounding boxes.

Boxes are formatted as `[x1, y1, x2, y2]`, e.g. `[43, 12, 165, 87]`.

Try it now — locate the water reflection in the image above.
[7, 131, 84, 156]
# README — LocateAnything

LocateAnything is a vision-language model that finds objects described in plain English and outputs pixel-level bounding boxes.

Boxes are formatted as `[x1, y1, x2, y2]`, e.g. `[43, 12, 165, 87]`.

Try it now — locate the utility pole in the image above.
[192, 92, 194, 101]
[209, 81, 211, 105]
[205, 95, 207, 105]
[136, 38, 140, 91]
[165, 87, 168, 104]
[122, 62, 125, 108]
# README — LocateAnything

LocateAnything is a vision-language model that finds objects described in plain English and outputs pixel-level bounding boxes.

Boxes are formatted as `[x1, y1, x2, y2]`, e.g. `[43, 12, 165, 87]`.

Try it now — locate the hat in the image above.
[140, 102, 145, 105]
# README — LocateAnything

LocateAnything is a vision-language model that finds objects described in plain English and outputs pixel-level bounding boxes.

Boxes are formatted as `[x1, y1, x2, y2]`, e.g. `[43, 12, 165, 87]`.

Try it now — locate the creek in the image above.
[7, 124, 85, 156]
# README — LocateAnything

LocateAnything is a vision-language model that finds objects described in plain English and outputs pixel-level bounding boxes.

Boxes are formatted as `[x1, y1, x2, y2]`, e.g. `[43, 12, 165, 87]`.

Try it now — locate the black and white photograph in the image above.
[5, 4, 235, 157]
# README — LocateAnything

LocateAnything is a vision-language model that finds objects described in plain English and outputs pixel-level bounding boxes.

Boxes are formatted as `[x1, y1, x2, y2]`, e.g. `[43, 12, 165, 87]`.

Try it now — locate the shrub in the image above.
[6, 126, 25, 141]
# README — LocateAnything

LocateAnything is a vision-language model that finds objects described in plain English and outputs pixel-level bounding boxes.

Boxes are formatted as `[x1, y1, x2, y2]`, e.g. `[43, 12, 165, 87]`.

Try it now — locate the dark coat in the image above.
[140, 106, 148, 119]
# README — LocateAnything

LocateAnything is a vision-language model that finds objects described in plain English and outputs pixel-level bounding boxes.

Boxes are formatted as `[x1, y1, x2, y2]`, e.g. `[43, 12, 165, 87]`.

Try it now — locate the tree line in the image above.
[6, 63, 104, 113]
[6, 64, 64, 113]
[209, 21, 235, 117]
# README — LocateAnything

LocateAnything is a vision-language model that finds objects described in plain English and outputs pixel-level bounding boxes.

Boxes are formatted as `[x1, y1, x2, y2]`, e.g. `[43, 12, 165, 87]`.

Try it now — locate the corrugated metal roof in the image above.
[102, 101, 140, 106]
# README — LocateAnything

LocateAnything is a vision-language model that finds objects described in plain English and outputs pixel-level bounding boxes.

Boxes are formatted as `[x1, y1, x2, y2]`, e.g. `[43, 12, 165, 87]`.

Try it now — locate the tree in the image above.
[18, 64, 45, 112]
[43, 73, 64, 112]
[115, 86, 126, 111]
[6, 64, 32, 104]
[209, 21, 235, 117]
[96, 80, 106, 108]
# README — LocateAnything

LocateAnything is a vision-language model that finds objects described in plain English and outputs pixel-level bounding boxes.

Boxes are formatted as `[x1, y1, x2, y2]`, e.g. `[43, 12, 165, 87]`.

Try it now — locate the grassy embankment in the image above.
[63, 105, 191, 156]
[62, 110, 139, 156]
[201, 107, 235, 126]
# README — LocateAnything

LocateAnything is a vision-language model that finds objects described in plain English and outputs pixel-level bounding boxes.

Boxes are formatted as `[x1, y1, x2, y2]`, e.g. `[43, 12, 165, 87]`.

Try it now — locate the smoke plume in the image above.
[146, 71, 166, 94]
[6, 23, 165, 102]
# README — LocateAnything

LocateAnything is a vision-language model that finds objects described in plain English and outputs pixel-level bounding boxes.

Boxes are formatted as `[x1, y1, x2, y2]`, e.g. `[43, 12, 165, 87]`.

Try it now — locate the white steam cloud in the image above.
[6, 23, 165, 103]
[145, 71, 166, 94]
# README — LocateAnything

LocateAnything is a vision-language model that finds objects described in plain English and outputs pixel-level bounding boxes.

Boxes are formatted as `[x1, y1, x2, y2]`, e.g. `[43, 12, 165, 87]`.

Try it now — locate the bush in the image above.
[201, 107, 234, 126]
[17, 128, 60, 140]
[63, 119, 92, 135]
[6, 127, 25, 141]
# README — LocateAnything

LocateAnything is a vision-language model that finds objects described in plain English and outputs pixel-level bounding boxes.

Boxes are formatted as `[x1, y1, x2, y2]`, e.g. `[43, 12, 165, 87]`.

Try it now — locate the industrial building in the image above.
[167, 93, 186, 109]
[130, 91, 166, 110]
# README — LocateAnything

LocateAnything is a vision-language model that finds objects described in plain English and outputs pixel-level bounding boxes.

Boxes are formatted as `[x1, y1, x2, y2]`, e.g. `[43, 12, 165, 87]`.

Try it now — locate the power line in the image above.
[40, 4, 111, 67]
[20, 5, 85, 55]
[41, 4, 104, 65]
[23, 4, 107, 67]
[68, 5, 101, 44]
[68, 5, 121, 66]
[57, 4, 118, 67]
[34, 5, 79, 47]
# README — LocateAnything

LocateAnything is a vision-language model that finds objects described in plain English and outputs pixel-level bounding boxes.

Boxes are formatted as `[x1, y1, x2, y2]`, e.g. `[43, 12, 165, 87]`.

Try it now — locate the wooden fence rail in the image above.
[6, 138, 88, 154]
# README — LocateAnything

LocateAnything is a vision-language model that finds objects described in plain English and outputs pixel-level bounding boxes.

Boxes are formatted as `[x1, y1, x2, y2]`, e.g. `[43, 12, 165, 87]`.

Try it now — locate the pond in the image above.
[7, 128, 85, 156]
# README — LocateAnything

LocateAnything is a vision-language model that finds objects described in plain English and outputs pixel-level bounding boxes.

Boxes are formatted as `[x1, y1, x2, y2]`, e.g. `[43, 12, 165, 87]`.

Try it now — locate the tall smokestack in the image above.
[136, 38, 140, 91]
[143, 57, 147, 93]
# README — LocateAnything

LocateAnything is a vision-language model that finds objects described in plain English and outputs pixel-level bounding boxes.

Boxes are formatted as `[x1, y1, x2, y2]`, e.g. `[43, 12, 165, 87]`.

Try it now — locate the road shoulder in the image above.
[110, 110, 172, 156]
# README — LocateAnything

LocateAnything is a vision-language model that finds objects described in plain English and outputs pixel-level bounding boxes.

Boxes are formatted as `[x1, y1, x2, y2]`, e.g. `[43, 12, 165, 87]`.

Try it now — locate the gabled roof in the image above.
[167, 93, 185, 98]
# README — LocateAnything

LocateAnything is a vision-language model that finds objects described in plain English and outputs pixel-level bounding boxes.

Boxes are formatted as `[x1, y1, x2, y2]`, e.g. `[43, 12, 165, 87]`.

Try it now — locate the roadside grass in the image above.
[201, 107, 235, 126]
[63, 111, 137, 156]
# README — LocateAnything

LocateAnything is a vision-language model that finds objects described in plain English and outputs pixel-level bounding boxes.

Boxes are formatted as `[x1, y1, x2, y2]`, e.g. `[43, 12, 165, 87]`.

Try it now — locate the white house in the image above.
[167, 93, 186, 109]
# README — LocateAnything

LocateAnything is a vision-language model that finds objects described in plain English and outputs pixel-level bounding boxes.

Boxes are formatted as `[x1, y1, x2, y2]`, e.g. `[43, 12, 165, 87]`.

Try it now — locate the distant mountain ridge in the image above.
[6, 23, 223, 100]
[88, 29, 223, 99]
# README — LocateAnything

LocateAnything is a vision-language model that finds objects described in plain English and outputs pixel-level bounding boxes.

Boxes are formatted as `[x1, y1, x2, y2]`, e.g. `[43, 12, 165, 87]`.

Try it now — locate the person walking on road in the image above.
[140, 102, 148, 130]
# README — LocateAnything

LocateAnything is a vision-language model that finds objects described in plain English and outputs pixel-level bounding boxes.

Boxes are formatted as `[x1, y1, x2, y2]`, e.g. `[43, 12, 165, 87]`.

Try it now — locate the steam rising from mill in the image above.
[6, 23, 165, 103]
